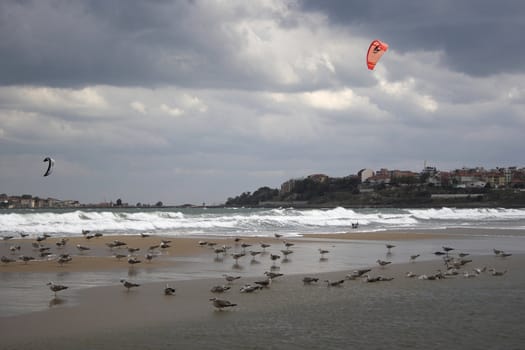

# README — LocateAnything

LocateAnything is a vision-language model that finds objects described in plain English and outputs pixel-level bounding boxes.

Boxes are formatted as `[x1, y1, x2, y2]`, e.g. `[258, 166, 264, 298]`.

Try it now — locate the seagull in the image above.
[113, 240, 127, 247]
[47, 282, 68, 297]
[160, 241, 171, 249]
[209, 297, 237, 310]
[270, 254, 281, 267]
[223, 274, 241, 284]
[240, 284, 262, 293]
[19, 255, 35, 264]
[274, 233, 283, 238]
[458, 252, 470, 258]
[493, 248, 503, 256]
[406, 271, 417, 278]
[499, 252, 512, 258]
[489, 268, 507, 276]
[57, 254, 72, 266]
[260, 242, 271, 251]
[249, 251, 261, 261]
[325, 279, 345, 287]
[120, 279, 140, 291]
[280, 249, 293, 259]
[376, 259, 392, 267]
[76, 244, 90, 252]
[128, 256, 141, 266]
[473, 266, 487, 274]
[254, 278, 272, 288]
[264, 271, 284, 279]
[128, 247, 140, 254]
[318, 248, 329, 259]
[213, 247, 226, 258]
[240, 243, 252, 253]
[210, 285, 231, 293]
[56, 238, 68, 248]
[386, 244, 396, 253]
[164, 284, 176, 295]
[114, 254, 127, 261]
[145, 253, 157, 263]
[463, 271, 477, 278]
[410, 254, 420, 262]
[9, 245, 21, 254]
[346, 268, 371, 280]
[1, 256, 16, 264]
[140, 233, 150, 238]
[231, 252, 245, 264]
[442, 246, 454, 254]
[19, 232, 29, 238]
[283, 241, 294, 248]
[302, 277, 319, 284]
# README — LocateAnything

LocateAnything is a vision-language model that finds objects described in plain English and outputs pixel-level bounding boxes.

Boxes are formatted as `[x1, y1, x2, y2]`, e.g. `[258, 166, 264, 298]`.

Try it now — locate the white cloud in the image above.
[130, 101, 147, 114]
[300, 88, 369, 110]
[0, 86, 108, 112]
[160, 104, 184, 116]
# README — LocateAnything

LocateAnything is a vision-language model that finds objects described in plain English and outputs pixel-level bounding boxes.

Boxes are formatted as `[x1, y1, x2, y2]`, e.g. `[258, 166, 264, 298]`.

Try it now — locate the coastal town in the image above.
[3, 165, 525, 209]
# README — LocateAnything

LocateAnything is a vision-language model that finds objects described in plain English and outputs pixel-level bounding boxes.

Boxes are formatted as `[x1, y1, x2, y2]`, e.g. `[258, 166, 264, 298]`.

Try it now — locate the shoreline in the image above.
[0, 228, 520, 273]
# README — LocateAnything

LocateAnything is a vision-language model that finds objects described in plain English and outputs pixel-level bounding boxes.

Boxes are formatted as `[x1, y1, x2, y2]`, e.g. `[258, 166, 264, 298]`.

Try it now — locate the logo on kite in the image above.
[43, 157, 55, 177]
[367, 39, 389, 70]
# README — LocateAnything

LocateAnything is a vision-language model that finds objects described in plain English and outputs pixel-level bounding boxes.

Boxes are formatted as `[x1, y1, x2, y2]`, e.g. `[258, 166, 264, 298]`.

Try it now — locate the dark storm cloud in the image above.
[1, 0, 322, 91]
[0, 0, 255, 88]
[299, 0, 525, 76]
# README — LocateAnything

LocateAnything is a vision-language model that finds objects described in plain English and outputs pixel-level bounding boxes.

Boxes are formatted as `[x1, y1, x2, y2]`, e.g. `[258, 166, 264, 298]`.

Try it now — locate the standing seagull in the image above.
[377, 259, 392, 268]
[1, 256, 16, 264]
[386, 244, 396, 253]
[164, 284, 176, 295]
[410, 254, 420, 263]
[128, 256, 142, 267]
[209, 297, 237, 311]
[249, 251, 261, 261]
[47, 282, 68, 297]
[76, 244, 90, 253]
[302, 277, 319, 284]
[120, 279, 140, 291]
[442, 246, 454, 254]
[325, 279, 345, 287]
[318, 248, 330, 259]
[223, 274, 241, 284]
[270, 254, 281, 267]
[260, 242, 271, 251]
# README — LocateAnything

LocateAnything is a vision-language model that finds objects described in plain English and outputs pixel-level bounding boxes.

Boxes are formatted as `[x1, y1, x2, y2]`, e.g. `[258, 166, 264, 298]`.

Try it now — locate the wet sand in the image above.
[0, 230, 467, 273]
[1, 230, 524, 349]
[1, 253, 522, 349]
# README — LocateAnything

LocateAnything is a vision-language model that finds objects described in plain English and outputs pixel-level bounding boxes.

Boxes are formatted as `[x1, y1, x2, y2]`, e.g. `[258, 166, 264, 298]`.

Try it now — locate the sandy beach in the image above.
[1, 230, 524, 349]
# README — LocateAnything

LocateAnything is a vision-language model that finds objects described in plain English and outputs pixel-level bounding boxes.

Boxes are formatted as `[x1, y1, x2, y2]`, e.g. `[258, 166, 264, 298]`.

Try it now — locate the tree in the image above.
[155, 201, 163, 207]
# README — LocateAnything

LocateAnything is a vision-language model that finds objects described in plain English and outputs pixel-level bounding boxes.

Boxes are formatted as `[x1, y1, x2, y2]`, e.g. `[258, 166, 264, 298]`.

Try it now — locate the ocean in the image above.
[2, 206, 525, 238]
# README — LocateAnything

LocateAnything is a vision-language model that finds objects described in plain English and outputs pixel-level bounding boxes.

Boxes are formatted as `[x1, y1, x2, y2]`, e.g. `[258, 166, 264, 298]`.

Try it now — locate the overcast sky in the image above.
[1, 0, 524, 205]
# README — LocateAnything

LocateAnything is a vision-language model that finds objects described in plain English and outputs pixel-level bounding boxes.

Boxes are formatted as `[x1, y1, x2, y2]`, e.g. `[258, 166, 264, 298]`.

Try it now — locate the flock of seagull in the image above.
[1, 232, 514, 311]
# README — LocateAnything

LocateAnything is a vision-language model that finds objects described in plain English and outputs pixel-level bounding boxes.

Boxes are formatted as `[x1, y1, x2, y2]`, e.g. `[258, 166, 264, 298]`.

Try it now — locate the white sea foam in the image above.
[1, 207, 525, 238]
